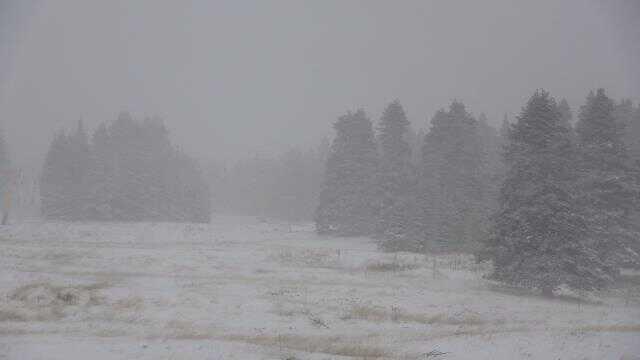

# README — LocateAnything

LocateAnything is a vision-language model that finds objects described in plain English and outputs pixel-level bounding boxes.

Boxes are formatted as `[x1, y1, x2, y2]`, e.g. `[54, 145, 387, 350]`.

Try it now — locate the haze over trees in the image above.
[313, 88, 639, 294]
[40, 113, 210, 223]
[0, 125, 11, 224]
[315, 110, 379, 236]
[206, 145, 327, 221]
[26, 84, 640, 295]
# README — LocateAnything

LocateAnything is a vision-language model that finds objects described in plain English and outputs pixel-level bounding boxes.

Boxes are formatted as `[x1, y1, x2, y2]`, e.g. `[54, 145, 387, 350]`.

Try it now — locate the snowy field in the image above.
[0, 216, 639, 360]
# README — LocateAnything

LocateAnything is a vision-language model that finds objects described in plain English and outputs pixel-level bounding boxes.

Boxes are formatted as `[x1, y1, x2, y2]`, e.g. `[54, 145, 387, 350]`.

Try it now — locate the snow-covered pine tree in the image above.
[480, 90, 617, 294]
[375, 100, 420, 250]
[576, 89, 640, 268]
[615, 99, 640, 166]
[421, 101, 486, 251]
[316, 109, 378, 236]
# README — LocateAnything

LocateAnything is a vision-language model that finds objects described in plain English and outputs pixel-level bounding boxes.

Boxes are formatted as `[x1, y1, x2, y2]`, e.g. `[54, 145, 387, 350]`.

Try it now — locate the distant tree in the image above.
[41, 132, 75, 219]
[69, 120, 91, 219]
[476, 113, 503, 227]
[615, 99, 640, 166]
[316, 109, 378, 235]
[41, 113, 210, 223]
[421, 101, 486, 251]
[480, 90, 616, 294]
[632, 105, 640, 166]
[0, 125, 11, 224]
[499, 114, 510, 139]
[375, 100, 419, 250]
[85, 123, 116, 220]
[558, 98, 573, 130]
[576, 89, 640, 267]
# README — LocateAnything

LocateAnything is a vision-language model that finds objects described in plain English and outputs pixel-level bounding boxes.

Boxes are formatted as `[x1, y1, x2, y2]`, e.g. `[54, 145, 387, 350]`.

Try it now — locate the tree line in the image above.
[316, 100, 502, 252]
[206, 144, 328, 221]
[316, 90, 640, 293]
[40, 112, 211, 223]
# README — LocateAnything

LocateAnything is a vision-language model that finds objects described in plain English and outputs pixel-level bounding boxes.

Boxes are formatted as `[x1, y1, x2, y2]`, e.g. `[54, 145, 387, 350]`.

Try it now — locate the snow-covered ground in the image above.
[0, 216, 638, 359]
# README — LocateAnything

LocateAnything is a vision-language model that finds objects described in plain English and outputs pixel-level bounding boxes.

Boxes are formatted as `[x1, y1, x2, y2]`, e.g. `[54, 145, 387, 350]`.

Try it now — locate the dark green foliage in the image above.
[576, 90, 640, 267]
[316, 110, 378, 236]
[615, 99, 640, 166]
[375, 101, 420, 250]
[481, 90, 617, 292]
[420, 102, 488, 251]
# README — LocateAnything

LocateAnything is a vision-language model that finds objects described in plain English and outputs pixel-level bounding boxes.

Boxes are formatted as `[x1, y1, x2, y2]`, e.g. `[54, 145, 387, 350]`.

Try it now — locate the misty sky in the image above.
[1, 0, 639, 171]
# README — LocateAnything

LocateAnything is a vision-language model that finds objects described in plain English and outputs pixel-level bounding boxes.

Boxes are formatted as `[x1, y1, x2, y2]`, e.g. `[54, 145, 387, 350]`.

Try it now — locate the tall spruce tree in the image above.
[421, 101, 486, 251]
[316, 109, 378, 236]
[615, 99, 640, 166]
[375, 100, 419, 250]
[576, 89, 640, 267]
[480, 90, 616, 294]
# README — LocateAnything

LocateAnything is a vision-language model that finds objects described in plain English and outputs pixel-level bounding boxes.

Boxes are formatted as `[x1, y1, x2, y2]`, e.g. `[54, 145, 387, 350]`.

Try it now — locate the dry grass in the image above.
[364, 260, 418, 273]
[10, 282, 107, 308]
[270, 248, 342, 269]
[223, 333, 389, 358]
[341, 304, 487, 326]
[0, 281, 112, 323]
[575, 324, 640, 333]
[113, 296, 144, 311]
[0, 309, 29, 322]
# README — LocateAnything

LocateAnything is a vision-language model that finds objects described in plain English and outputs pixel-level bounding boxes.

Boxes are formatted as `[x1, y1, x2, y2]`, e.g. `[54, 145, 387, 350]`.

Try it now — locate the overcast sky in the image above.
[1, 0, 639, 170]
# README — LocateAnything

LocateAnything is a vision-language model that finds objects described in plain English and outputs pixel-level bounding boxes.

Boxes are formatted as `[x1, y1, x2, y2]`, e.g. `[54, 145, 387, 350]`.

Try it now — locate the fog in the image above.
[2, 0, 639, 170]
[1, 2, 640, 359]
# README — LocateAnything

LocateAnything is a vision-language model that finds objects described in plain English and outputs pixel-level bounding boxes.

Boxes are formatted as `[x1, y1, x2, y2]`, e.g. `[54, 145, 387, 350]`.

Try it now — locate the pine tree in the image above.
[615, 99, 640, 166]
[558, 98, 573, 130]
[0, 126, 9, 193]
[40, 113, 211, 223]
[85, 123, 115, 220]
[480, 90, 616, 294]
[69, 120, 91, 219]
[41, 131, 75, 219]
[499, 114, 510, 139]
[0, 125, 11, 224]
[316, 109, 378, 236]
[576, 89, 640, 267]
[375, 101, 418, 249]
[477, 113, 503, 232]
[421, 101, 486, 251]
[632, 105, 640, 166]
